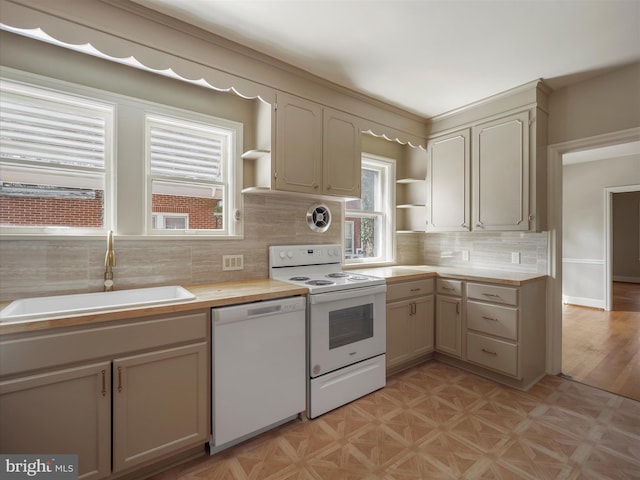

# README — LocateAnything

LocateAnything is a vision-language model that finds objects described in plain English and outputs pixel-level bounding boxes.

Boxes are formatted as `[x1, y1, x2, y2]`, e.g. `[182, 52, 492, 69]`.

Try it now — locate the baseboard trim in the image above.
[613, 276, 640, 284]
[562, 295, 605, 309]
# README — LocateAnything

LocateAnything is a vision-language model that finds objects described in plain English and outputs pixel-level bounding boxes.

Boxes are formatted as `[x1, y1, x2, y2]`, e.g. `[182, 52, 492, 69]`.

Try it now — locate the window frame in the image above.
[344, 153, 395, 266]
[145, 112, 239, 236]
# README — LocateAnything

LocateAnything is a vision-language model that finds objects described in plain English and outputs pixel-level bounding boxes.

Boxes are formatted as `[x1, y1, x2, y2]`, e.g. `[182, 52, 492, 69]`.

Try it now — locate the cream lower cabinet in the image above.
[0, 310, 209, 480]
[385, 278, 434, 374]
[435, 279, 463, 358]
[0, 362, 111, 480]
[112, 342, 208, 473]
[433, 278, 547, 390]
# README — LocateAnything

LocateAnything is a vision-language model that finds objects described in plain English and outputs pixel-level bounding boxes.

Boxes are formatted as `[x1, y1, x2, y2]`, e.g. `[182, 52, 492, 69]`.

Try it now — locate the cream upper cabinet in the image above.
[274, 93, 323, 194]
[323, 108, 361, 197]
[472, 111, 530, 231]
[426, 129, 471, 232]
[274, 93, 361, 197]
[426, 81, 549, 232]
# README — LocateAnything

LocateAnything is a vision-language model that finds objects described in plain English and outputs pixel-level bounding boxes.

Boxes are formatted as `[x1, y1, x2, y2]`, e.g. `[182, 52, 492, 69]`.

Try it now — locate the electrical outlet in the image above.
[223, 254, 244, 271]
[462, 250, 470, 261]
[511, 252, 521, 264]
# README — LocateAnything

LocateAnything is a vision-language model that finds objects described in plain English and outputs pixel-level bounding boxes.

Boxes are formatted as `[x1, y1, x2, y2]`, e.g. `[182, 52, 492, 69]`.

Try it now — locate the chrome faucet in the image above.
[104, 230, 116, 291]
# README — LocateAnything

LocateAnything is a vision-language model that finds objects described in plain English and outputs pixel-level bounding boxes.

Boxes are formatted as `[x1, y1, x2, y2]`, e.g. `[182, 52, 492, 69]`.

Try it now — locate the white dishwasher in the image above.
[209, 296, 306, 454]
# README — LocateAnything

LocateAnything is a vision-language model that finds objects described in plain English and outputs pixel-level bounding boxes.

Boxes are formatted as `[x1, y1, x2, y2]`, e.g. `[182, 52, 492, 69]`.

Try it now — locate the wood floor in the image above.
[562, 282, 640, 401]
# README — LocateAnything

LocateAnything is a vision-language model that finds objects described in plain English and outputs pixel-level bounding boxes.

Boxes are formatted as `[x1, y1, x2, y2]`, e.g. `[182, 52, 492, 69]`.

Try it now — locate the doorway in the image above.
[548, 130, 640, 400]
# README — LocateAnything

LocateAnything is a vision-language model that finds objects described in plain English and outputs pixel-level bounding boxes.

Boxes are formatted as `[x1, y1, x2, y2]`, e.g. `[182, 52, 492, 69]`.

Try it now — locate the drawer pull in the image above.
[442, 286, 454, 291]
[482, 315, 499, 321]
[101, 369, 106, 397]
[482, 293, 500, 298]
[410, 288, 421, 292]
[117, 366, 123, 393]
[481, 348, 497, 356]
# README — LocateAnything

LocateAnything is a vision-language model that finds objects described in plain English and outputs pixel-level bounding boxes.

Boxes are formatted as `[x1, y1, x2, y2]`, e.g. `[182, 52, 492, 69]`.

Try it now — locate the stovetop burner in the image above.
[348, 275, 370, 281]
[306, 279, 335, 286]
[269, 244, 385, 293]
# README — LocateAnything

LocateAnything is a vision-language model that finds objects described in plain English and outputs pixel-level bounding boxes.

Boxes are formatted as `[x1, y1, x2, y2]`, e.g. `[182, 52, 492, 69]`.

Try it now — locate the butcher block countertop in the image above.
[0, 278, 307, 335]
[1, 266, 546, 335]
[350, 265, 547, 286]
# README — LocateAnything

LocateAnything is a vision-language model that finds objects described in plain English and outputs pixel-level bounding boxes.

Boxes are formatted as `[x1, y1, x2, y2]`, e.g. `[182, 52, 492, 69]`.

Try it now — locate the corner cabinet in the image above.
[433, 277, 547, 391]
[0, 310, 209, 480]
[274, 93, 361, 197]
[385, 278, 434, 374]
[426, 81, 549, 232]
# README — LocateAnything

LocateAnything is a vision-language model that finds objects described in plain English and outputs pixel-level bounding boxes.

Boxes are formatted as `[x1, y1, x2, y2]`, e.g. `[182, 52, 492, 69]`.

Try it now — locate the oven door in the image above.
[308, 284, 386, 377]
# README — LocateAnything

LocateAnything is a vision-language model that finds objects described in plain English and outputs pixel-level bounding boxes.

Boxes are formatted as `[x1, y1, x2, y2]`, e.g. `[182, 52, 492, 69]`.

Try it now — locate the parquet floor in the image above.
[562, 282, 640, 401]
[148, 362, 640, 480]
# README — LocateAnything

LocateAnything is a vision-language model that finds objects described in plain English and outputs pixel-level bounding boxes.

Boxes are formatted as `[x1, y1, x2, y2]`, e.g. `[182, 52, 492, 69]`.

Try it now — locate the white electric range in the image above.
[269, 244, 386, 418]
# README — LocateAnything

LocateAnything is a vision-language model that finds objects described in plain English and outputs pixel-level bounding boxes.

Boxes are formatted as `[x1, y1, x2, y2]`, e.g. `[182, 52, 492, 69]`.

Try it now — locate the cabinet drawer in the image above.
[467, 332, 518, 377]
[387, 279, 433, 302]
[467, 283, 518, 306]
[436, 278, 462, 296]
[467, 301, 518, 340]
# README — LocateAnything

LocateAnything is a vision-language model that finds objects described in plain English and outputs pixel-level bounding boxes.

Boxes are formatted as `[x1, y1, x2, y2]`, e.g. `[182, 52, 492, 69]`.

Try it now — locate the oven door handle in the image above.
[308, 284, 387, 304]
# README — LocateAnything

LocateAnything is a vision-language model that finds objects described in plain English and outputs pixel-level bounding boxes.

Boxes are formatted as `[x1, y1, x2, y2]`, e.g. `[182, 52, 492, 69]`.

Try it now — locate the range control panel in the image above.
[269, 244, 342, 268]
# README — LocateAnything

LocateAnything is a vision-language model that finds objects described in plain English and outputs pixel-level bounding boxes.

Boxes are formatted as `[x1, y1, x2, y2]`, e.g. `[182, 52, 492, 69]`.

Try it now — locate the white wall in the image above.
[613, 191, 640, 282]
[562, 155, 640, 308]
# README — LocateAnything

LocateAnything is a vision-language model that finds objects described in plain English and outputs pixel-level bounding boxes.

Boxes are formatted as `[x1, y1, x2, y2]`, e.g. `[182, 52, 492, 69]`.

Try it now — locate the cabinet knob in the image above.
[326, 184, 332, 190]
[476, 221, 484, 228]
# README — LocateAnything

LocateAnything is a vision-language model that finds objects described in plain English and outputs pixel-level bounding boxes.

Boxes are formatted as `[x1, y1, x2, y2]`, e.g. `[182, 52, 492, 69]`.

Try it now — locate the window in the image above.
[0, 78, 113, 232]
[147, 114, 234, 235]
[345, 154, 395, 264]
[0, 71, 243, 238]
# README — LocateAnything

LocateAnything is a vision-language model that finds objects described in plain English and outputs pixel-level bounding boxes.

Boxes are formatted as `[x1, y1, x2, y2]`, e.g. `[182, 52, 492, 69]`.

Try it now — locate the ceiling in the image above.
[131, 0, 640, 119]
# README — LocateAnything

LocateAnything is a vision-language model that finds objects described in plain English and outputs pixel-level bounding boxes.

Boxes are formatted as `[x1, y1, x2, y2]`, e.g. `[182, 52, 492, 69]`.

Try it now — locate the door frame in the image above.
[605, 185, 640, 311]
[546, 127, 640, 374]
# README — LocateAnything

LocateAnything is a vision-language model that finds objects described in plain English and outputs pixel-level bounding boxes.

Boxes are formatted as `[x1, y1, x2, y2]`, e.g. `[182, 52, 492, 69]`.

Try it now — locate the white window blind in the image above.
[0, 80, 112, 190]
[149, 117, 224, 183]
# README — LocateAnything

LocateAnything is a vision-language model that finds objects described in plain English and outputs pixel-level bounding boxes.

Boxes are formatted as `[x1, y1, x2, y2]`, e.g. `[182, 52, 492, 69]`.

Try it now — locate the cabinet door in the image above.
[113, 342, 208, 473]
[323, 108, 361, 197]
[435, 295, 462, 357]
[427, 129, 470, 231]
[472, 111, 530, 231]
[274, 93, 322, 194]
[386, 300, 413, 370]
[412, 295, 435, 357]
[0, 363, 111, 480]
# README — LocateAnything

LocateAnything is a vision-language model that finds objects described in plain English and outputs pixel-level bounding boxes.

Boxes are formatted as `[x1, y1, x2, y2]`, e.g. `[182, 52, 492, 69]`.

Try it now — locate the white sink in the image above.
[0, 286, 196, 323]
